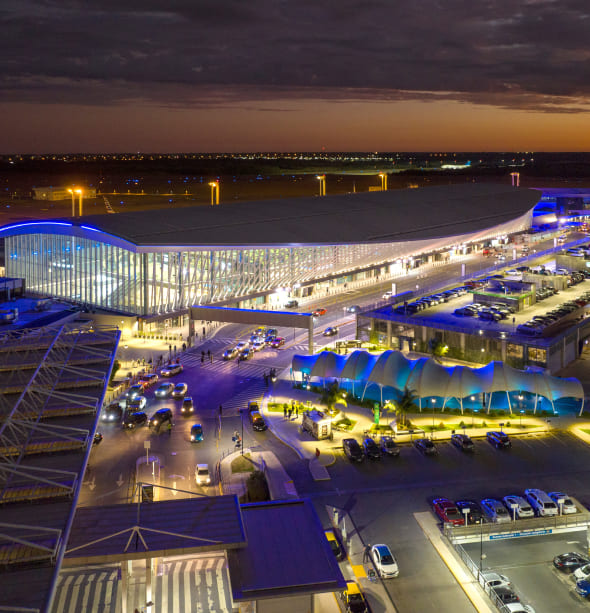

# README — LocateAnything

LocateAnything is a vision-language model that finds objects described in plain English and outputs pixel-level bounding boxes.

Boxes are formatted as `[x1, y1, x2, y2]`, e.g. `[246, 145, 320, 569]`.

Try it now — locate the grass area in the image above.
[581, 429, 590, 436]
[369, 424, 394, 435]
[231, 453, 255, 474]
[268, 402, 312, 413]
[333, 417, 357, 432]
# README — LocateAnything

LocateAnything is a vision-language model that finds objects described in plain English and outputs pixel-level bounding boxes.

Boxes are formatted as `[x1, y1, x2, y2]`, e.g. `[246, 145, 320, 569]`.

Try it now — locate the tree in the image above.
[429, 339, 448, 362]
[109, 359, 121, 385]
[397, 387, 419, 427]
[320, 381, 347, 414]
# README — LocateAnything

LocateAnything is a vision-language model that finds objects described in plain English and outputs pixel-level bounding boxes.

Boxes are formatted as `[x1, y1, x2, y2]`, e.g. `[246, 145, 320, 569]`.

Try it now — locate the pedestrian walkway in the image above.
[219, 381, 267, 414]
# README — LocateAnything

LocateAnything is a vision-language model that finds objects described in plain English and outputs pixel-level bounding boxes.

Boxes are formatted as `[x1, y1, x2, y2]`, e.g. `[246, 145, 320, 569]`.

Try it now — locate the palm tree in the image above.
[397, 387, 418, 427]
[320, 381, 347, 414]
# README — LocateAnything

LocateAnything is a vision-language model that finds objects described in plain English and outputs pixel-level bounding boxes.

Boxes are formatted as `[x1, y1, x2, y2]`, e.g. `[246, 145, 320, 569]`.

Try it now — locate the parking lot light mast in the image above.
[67, 188, 76, 217]
[209, 181, 219, 205]
[316, 175, 326, 196]
[379, 173, 388, 191]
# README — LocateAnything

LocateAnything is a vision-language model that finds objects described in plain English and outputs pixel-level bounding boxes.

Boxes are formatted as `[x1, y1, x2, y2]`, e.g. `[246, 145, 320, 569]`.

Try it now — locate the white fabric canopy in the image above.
[292, 350, 583, 403]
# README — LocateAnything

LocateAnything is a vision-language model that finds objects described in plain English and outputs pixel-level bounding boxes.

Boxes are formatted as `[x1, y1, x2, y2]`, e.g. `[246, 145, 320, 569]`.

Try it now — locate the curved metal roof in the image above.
[0, 184, 539, 247]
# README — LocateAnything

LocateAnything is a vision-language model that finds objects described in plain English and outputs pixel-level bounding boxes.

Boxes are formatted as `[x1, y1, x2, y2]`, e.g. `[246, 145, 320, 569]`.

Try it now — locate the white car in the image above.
[160, 363, 183, 377]
[195, 464, 211, 486]
[503, 604, 535, 613]
[574, 563, 590, 581]
[369, 544, 399, 578]
[382, 291, 393, 300]
[155, 382, 174, 398]
[172, 383, 188, 398]
[127, 395, 147, 411]
[548, 491, 577, 514]
[252, 340, 265, 352]
[502, 495, 534, 519]
[480, 498, 511, 523]
[480, 572, 511, 591]
[236, 341, 249, 353]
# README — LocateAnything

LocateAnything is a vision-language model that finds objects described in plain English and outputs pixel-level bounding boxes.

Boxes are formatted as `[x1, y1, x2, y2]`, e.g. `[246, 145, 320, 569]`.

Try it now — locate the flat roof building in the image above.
[0, 184, 538, 318]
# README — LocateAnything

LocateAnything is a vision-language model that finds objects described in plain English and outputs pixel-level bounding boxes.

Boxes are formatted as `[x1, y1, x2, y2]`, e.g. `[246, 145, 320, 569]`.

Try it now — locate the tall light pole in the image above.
[379, 173, 388, 191]
[209, 181, 219, 205]
[67, 188, 76, 217]
[316, 175, 326, 197]
[76, 188, 83, 217]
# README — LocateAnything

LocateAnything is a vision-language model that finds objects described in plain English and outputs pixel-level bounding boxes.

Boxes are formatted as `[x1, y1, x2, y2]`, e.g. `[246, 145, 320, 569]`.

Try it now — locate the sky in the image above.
[2, 0, 590, 153]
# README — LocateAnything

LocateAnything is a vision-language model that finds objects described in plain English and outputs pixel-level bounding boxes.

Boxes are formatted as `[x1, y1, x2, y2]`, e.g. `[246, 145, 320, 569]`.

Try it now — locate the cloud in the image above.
[2, 0, 590, 113]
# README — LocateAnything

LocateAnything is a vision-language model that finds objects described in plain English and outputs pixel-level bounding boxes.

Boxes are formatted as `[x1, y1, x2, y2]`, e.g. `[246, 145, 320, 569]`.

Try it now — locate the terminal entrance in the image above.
[189, 306, 316, 354]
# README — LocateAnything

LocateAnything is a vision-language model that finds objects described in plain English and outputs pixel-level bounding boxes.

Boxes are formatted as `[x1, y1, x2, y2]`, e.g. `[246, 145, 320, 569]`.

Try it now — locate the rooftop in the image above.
[1, 184, 539, 247]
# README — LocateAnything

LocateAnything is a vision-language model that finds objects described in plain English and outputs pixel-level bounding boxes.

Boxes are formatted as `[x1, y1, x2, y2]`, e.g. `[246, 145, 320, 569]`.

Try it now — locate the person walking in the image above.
[295, 404, 299, 418]
[167, 421, 172, 436]
[201, 351, 204, 364]
[219, 404, 223, 416]
[283, 405, 287, 419]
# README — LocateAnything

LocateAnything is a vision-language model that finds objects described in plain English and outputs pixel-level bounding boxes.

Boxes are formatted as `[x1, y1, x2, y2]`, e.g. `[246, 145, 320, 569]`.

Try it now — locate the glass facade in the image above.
[4, 208, 532, 316]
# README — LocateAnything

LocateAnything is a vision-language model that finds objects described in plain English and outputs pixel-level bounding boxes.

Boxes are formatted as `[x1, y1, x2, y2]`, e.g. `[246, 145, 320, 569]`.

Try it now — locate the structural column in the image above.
[308, 319, 314, 355]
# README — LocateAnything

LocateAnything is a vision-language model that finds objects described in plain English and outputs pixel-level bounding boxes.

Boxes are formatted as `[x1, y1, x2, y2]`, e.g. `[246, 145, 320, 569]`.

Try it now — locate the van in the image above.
[524, 488, 558, 517]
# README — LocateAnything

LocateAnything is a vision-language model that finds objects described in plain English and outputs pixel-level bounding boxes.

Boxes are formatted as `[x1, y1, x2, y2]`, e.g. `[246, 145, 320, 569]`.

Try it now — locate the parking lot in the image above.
[303, 429, 590, 613]
[463, 531, 590, 612]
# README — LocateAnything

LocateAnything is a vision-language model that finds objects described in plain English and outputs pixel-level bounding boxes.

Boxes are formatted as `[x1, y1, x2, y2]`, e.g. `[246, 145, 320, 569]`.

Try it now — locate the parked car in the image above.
[172, 382, 188, 398]
[362, 437, 381, 460]
[190, 423, 204, 442]
[312, 307, 327, 316]
[343, 438, 364, 462]
[285, 299, 299, 308]
[325, 529, 345, 561]
[451, 433, 474, 451]
[223, 347, 239, 360]
[340, 581, 368, 613]
[195, 463, 211, 486]
[553, 552, 590, 573]
[525, 488, 558, 516]
[548, 491, 577, 514]
[502, 495, 534, 519]
[487, 431, 511, 449]
[155, 382, 175, 398]
[379, 436, 400, 457]
[270, 336, 285, 348]
[575, 579, 590, 598]
[181, 396, 194, 415]
[480, 498, 511, 523]
[574, 563, 590, 582]
[323, 326, 339, 336]
[455, 500, 484, 525]
[414, 438, 437, 455]
[160, 363, 183, 377]
[432, 498, 464, 525]
[493, 587, 520, 605]
[149, 408, 173, 430]
[123, 411, 147, 429]
[481, 572, 512, 591]
[369, 544, 399, 578]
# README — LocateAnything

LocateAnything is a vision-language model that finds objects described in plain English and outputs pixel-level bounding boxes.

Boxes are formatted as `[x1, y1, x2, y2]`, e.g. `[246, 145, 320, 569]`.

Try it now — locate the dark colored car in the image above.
[487, 431, 511, 449]
[190, 423, 204, 442]
[414, 438, 437, 455]
[380, 435, 400, 457]
[123, 411, 147, 429]
[285, 299, 299, 308]
[181, 396, 194, 415]
[455, 500, 484, 525]
[323, 326, 339, 336]
[238, 347, 251, 361]
[102, 401, 124, 422]
[451, 433, 474, 452]
[149, 408, 173, 430]
[343, 438, 364, 462]
[270, 337, 285, 348]
[492, 586, 520, 605]
[362, 437, 381, 460]
[250, 410, 268, 431]
[554, 552, 590, 573]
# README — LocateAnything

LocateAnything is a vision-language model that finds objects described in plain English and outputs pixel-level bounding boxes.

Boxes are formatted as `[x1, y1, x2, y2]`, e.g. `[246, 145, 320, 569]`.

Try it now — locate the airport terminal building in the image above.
[0, 184, 538, 319]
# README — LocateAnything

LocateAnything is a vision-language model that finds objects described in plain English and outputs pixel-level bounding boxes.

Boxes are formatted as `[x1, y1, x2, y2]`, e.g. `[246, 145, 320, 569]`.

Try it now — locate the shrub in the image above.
[481, 421, 487, 428]
[459, 421, 465, 429]
[243, 470, 270, 502]
[438, 422, 445, 430]
[497, 410, 506, 416]
[505, 421, 511, 428]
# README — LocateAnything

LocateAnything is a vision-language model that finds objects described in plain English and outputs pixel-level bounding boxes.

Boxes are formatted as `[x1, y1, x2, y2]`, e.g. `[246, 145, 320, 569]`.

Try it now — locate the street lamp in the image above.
[316, 175, 326, 196]
[479, 519, 486, 572]
[431, 397, 436, 435]
[379, 172, 388, 191]
[209, 181, 219, 205]
[67, 188, 76, 217]
[76, 188, 83, 216]
[519, 409, 524, 428]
